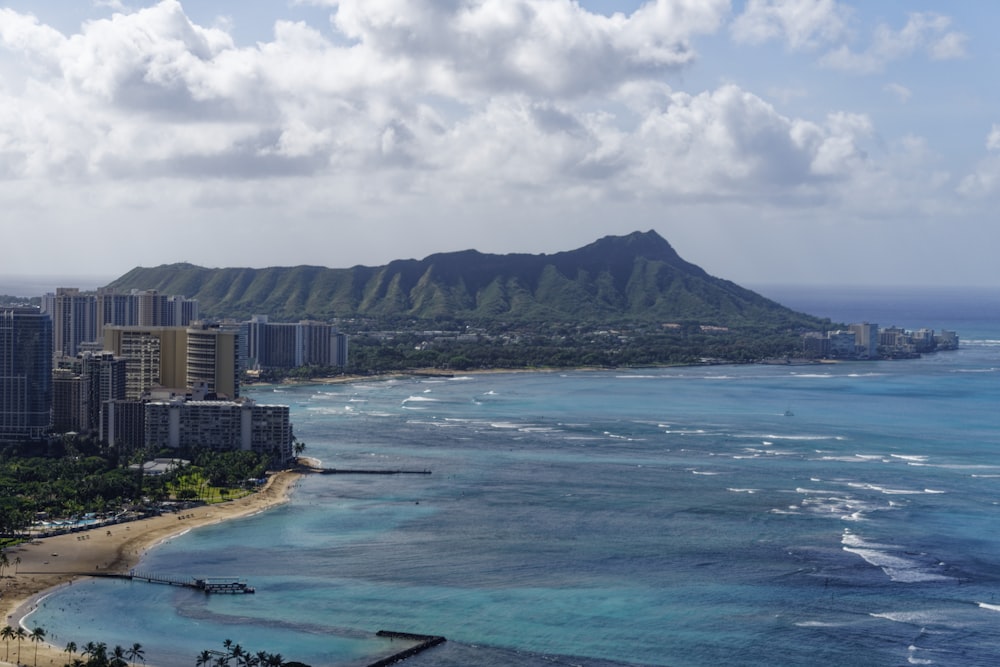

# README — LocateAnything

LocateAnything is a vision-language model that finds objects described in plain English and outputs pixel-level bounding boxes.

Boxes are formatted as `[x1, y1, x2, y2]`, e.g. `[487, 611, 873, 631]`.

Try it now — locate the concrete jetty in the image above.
[367, 631, 446, 666]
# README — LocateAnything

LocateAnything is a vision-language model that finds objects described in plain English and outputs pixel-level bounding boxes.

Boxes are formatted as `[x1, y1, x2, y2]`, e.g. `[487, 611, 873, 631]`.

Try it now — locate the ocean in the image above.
[27, 286, 1000, 666]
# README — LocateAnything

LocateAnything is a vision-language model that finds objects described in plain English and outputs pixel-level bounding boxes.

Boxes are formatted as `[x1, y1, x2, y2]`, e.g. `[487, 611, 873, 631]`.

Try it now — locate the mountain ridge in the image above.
[107, 230, 828, 330]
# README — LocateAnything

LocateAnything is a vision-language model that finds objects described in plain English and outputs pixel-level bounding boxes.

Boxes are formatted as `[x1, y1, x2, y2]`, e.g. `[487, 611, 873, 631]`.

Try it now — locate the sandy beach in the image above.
[0, 468, 303, 667]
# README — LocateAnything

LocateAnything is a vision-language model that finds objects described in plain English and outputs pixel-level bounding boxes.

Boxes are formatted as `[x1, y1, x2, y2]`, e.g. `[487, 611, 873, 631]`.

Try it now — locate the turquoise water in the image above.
[29, 288, 1000, 666]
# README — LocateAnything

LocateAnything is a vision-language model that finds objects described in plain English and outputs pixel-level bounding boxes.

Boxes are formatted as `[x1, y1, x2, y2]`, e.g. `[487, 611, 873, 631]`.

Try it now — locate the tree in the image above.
[64, 640, 78, 662]
[13, 556, 20, 575]
[110, 644, 128, 667]
[82, 641, 107, 666]
[0, 551, 8, 578]
[1, 625, 15, 662]
[14, 626, 26, 663]
[28, 626, 45, 667]
[126, 642, 144, 667]
[196, 650, 214, 667]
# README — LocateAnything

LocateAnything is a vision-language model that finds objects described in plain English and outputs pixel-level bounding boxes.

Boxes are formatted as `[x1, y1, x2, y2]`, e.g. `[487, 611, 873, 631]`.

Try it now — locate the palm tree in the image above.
[1, 625, 15, 662]
[229, 643, 244, 667]
[111, 644, 129, 667]
[28, 626, 45, 666]
[14, 626, 27, 663]
[13, 556, 21, 575]
[196, 650, 214, 667]
[126, 642, 144, 667]
[83, 641, 107, 665]
[0, 551, 8, 578]
[266, 653, 284, 667]
[64, 641, 78, 662]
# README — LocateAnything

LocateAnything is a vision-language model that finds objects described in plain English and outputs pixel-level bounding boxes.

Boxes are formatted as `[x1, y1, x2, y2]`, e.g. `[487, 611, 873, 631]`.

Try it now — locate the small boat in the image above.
[784, 409, 794, 417]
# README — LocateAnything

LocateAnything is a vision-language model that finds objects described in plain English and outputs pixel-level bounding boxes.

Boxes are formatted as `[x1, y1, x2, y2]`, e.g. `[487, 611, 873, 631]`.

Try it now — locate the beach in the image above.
[0, 469, 302, 667]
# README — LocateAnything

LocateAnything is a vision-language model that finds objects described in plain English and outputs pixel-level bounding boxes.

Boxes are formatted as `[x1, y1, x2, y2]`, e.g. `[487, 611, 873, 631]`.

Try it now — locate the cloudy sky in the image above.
[1, 1, 996, 286]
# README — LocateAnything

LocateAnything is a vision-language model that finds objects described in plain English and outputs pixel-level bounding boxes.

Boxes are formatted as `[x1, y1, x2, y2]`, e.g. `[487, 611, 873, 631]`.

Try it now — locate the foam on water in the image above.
[843, 532, 953, 583]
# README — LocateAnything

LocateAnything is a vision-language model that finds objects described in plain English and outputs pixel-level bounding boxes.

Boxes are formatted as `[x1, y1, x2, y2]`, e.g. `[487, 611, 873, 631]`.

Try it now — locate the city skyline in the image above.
[2, 1, 998, 287]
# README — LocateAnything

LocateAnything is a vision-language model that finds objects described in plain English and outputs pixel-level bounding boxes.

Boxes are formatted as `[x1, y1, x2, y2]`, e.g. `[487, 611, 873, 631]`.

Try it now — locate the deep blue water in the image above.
[28, 287, 1000, 666]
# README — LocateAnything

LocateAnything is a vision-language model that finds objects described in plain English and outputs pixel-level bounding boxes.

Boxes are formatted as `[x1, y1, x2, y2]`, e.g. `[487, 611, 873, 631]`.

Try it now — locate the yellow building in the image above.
[104, 323, 239, 399]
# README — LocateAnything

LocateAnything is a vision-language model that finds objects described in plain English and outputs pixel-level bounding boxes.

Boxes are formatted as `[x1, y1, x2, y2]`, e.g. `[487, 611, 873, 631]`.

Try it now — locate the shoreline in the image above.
[0, 468, 303, 667]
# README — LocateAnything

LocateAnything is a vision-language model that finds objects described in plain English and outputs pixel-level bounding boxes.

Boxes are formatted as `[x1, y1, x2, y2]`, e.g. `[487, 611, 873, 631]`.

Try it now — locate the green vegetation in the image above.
[106, 232, 831, 341]
[0, 441, 272, 539]
[197, 639, 294, 667]
[0, 630, 300, 667]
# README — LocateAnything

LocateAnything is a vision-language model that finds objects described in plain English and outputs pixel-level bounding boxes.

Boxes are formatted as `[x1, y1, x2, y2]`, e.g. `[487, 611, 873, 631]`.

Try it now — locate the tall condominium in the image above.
[104, 323, 240, 399]
[50, 287, 97, 358]
[0, 307, 53, 441]
[46, 287, 200, 359]
[244, 316, 348, 370]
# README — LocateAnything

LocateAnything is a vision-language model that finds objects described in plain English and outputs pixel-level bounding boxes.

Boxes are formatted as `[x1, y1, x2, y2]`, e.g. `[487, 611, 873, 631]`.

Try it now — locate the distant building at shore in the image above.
[145, 397, 294, 465]
[243, 316, 348, 371]
[802, 323, 959, 360]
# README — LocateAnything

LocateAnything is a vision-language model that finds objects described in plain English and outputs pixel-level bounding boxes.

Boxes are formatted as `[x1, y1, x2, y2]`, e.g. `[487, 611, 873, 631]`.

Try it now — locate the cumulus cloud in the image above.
[957, 125, 1000, 198]
[0, 0, 980, 282]
[731, 0, 851, 51]
[821, 12, 967, 73]
[0, 0, 862, 200]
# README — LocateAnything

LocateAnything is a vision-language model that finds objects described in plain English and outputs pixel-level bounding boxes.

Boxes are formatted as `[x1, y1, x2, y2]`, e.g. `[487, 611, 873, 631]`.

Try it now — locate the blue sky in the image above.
[1, 1, 997, 286]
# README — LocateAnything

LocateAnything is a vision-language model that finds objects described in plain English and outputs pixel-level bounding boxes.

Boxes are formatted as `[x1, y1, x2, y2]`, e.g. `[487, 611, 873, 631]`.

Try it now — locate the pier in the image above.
[97, 571, 256, 594]
[367, 631, 446, 666]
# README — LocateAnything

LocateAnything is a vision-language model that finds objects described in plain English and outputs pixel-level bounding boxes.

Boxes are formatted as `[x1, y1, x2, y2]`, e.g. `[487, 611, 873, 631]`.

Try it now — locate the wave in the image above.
[401, 395, 439, 403]
[846, 482, 927, 495]
[737, 433, 840, 442]
[843, 532, 952, 583]
[977, 602, 1000, 612]
[890, 454, 928, 463]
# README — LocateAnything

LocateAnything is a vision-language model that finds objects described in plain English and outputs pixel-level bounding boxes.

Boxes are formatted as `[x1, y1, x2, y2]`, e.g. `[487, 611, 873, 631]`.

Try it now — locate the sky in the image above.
[1, 1, 998, 287]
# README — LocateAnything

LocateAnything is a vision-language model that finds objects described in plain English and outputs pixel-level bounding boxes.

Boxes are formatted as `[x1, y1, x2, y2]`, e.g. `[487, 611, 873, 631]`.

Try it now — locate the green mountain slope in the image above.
[106, 231, 826, 329]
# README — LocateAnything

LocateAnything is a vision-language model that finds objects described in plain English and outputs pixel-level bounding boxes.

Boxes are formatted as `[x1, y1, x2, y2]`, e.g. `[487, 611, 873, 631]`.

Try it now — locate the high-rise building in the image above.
[244, 316, 348, 370]
[186, 323, 240, 398]
[52, 369, 88, 433]
[104, 326, 188, 399]
[104, 323, 239, 399]
[849, 322, 879, 359]
[167, 295, 200, 327]
[96, 288, 137, 342]
[144, 398, 293, 464]
[49, 288, 98, 358]
[0, 307, 53, 441]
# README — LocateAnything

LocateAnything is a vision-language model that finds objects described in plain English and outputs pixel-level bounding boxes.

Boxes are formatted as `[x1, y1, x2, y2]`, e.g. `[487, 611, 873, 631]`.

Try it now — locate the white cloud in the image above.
[324, 0, 729, 99]
[987, 125, 1000, 152]
[731, 0, 850, 51]
[821, 12, 967, 73]
[0, 0, 991, 285]
[957, 126, 1000, 198]
[883, 82, 911, 103]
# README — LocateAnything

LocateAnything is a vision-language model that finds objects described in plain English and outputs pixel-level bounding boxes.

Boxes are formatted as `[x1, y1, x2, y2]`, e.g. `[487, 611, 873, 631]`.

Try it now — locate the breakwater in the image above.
[367, 631, 446, 666]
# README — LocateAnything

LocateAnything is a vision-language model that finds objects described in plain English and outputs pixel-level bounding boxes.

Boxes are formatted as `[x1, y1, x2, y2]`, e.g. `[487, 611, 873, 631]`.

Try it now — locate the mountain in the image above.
[106, 231, 826, 329]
